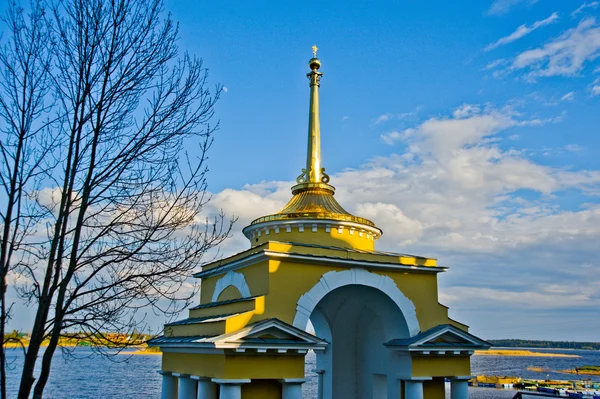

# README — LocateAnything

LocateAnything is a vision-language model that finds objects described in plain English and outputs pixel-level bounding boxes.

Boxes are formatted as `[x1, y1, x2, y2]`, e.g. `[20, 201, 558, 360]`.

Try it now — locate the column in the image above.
[279, 378, 305, 399]
[159, 371, 178, 399]
[402, 377, 431, 399]
[211, 379, 250, 399]
[192, 376, 216, 399]
[314, 369, 325, 399]
[450, 376, 471, 399]
[174, 373, 197, 399]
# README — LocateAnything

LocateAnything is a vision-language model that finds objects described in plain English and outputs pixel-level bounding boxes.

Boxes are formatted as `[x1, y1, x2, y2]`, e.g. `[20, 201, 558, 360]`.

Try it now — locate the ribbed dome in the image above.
[250, 185, 376, 227]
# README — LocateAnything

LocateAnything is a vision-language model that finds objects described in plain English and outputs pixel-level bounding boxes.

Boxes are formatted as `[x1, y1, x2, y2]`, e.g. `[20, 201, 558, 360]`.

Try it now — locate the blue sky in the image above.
[178, 0, 600, 341]
[5, 0, 600, 341]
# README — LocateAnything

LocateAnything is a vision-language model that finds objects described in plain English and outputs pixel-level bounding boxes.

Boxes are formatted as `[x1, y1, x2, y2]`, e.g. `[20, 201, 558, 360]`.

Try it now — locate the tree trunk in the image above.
[17, 299, 52, 399]
[32, 320, 63, 399]
[0, 288, 6, 399]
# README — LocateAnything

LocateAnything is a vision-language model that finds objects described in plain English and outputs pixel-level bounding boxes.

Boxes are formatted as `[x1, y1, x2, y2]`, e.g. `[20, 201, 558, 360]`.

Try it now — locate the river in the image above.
[4, 347, 600, 398]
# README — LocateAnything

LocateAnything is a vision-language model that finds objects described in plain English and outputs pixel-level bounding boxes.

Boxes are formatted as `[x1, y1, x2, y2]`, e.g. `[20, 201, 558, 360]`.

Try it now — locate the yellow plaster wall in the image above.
[412, 356, 471, 377]
[380, 270, 451, 331]
[253, 260, 346, 325]
[240, 262, 270, 296]
[199, 276, 218, 305]
[162, 352, 226, 376]
[253, 228, 376, 251]
[242, 379, 282, 399]
[167, 320, 226, 337]
[224, 355, 305, 379]
[162, 353, 305, 379]
[198, 262, 269, 306]
[423, 377, 446, 399]
[242, 257, 453, 332]
[189, 298, 257, 318]
[217, 285, 243, 301]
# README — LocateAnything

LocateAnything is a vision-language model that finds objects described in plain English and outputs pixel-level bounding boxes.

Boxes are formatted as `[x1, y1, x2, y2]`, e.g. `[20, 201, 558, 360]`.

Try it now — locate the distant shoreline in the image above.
[475, 349, 580, 358]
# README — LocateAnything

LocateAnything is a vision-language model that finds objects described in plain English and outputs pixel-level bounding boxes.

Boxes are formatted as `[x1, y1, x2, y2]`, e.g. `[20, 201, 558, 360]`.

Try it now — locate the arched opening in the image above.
[308, 285, 412, 399]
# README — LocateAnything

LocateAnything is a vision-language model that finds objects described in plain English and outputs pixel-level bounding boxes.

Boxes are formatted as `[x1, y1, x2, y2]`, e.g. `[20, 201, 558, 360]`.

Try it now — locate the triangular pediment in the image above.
[211, 318, 329, 351]
[385, 324, 490, 352]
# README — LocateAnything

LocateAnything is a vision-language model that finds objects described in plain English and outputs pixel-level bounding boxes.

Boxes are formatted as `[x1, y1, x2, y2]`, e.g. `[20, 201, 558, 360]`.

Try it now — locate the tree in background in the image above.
[0, 1, 231, 398]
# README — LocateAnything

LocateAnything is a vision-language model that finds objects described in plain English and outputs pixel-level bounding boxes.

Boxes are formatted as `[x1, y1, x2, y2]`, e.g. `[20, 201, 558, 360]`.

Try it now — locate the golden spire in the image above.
[296, 46, 330, 186]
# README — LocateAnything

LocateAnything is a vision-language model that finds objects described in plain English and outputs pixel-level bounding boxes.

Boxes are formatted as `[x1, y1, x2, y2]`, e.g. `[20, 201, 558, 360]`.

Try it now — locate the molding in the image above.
[211, 379, 251, 384]
[194, 250, 446, 279]
[211, 271, 251, 302]
[292, 268, 421, 337]
[278, 379, 306, 384]
[398, 376, 433, 381]
[242, 218, 383, 240]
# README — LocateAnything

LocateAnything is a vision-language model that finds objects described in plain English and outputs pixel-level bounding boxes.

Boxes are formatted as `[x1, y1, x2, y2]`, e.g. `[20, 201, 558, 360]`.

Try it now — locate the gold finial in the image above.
[296, 47, 329, 186]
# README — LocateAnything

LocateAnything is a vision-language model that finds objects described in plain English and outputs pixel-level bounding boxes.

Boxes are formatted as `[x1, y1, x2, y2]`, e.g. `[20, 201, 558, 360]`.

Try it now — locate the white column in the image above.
[402, 377, 431, 399]
[160, 371, 178, 399]
[174, 374, 197, 399]
[192, 376, 216, 399]
[314, 369, 325, 399]
[211, 379, 250, 399]
[279, 378, 305, 399]
[450, 376, 471, 399]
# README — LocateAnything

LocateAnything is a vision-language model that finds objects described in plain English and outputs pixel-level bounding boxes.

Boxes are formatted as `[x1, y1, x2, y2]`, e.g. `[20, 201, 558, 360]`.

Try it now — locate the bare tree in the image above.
[0, 2, 56, 398]
[0, 1, 231, 398]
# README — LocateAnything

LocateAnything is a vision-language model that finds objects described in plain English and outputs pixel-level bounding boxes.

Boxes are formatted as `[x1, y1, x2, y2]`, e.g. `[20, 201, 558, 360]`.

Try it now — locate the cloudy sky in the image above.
[5, 0, 600, 341]
[165, 0, 600, 342]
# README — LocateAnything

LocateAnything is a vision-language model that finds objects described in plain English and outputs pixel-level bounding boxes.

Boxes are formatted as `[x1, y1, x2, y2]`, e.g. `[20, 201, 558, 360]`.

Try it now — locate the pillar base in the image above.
[212, 379, 250, 399]
[279, 379, 306, 399]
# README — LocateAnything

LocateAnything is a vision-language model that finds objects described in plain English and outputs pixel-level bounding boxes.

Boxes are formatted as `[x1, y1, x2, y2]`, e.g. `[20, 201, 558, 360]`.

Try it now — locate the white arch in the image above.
[292, 268, 420, 337]
[211, 271, 251, 302]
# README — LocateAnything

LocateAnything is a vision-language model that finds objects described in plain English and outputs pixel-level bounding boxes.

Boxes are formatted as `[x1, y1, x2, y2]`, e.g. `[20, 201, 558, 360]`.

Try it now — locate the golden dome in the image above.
[250, 183, 376, 227]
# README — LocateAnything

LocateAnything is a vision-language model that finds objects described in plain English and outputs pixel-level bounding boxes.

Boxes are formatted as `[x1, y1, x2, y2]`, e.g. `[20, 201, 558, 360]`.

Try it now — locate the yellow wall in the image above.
[412, 356, 470, 377]
[242, 379, 282, 399]
[162, 352, 305, 379]
[423, 377, 446, 399]
[189, 298, 257, 318]
[235, 256, 456, 332]
[252, 227, 377, 251]
[217, 285, 243, 301]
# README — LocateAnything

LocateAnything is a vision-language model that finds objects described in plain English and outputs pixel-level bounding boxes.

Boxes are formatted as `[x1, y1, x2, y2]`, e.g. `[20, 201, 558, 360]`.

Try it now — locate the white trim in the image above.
[265, 252, 445, 275]
[242, 219, 382, 240]
[194, 250, 446, 279]
[292, 268, 421, 337]
[211, 271, 251, 302]
[409, 325, 488, 348]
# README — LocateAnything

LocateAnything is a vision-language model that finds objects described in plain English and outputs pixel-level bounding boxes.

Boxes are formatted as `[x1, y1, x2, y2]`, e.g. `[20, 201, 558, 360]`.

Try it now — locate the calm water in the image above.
[4, 347, 600, 398]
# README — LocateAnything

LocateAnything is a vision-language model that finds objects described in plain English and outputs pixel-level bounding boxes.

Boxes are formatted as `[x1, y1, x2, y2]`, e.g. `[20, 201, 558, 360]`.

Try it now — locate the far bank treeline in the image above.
[490, 339, 600, 350]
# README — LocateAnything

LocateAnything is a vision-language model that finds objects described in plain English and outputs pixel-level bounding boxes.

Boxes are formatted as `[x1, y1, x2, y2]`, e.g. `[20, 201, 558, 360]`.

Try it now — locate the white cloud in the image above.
[487, 0, 539, 16]
[484, 58, 508, 71]
[374, 109, 420, 125]
[374, 114, 391, 124]
[565, 144, 584, 152]
[591, 78, 600, 95]
[380, 130, 404, 145]
[206, 103, 600, 339]
[571, 1, 599, 18]
[509, 18, 600, 77]
[485, 13, 559, 51]
[560, 91, 575, 101]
